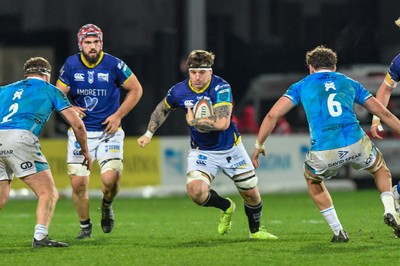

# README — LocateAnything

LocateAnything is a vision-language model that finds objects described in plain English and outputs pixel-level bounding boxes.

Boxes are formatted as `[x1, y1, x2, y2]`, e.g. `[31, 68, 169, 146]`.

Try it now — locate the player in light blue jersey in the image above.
[56, 24, 143, 239]
[0, 57, 91, 248]
[371, 18, 400, 214]
[252, 46, 400, 242]
[138, 50, 277, 240]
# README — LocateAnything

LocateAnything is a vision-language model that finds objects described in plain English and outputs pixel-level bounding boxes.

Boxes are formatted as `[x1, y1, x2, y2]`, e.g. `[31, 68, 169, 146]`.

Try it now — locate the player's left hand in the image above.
[102, 114, 121, 134]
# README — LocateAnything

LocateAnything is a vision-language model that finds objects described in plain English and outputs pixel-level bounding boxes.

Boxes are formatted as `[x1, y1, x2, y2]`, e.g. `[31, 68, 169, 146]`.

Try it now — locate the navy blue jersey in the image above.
[385, 53, 400, 88]
[0, 77, 71, 136]
[284, 71, 372, 151]
[58, 52, 133, 131]
[165, 75, 241, 151]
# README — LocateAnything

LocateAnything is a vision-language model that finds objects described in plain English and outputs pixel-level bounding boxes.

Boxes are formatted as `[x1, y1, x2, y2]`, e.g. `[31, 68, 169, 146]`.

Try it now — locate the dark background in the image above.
[0, 0, 399, 136]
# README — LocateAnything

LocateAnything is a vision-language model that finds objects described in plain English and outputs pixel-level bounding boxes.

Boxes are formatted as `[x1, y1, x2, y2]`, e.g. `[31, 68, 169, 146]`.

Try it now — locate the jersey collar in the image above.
[188, 79, 211, 93]
[80, 51, 104, 68]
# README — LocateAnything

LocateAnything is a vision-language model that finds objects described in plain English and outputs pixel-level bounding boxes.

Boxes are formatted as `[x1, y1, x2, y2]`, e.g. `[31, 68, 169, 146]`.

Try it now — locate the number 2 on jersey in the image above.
[1, 103, 19, 123]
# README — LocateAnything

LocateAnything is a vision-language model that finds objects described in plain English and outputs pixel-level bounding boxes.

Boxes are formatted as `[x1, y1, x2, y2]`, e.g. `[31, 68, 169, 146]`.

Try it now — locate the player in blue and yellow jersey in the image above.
[0, 57, 91, 247]
[252, 45, 400, 242]
[137, 50, 277, 240]
[56, 24, 143, 239]
[371, 18, 400, 213]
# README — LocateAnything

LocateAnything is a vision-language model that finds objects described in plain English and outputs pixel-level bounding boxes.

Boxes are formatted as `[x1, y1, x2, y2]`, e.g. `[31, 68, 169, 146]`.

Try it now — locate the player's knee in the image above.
[186, 170, 211, 186]
[186, 171, 211, 199]
[68, 164, 90, 176]
[367, 150, 384, 174]
[100, 159, 123, 175]
[232, 170, 258, 191]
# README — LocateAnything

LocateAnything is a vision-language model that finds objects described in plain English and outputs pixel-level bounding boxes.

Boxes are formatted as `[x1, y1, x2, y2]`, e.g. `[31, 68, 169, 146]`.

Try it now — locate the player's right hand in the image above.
[137, 135, 151, 147]
[80, 150, 92, 170]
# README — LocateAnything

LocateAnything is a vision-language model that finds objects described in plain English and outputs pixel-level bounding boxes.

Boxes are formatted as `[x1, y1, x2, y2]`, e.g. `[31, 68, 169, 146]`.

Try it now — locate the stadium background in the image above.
[1, 0, 400, 194]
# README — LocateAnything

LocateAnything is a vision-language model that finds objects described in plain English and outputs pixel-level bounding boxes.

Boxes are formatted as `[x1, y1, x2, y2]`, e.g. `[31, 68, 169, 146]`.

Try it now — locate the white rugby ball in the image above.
[193, 99, 214, 119]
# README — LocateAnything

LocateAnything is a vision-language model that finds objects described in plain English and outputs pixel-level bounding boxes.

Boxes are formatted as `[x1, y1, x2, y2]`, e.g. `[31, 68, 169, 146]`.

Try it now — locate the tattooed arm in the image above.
[137, 99, 173, 147]
[186, 104, 232, 133]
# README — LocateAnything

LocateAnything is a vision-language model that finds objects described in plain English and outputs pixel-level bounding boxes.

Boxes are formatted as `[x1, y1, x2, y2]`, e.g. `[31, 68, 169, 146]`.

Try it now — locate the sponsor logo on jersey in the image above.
[217, 89, 230, 102]
[214, 84, 230, 91]
[98, 73, 109, 82]
[184, 99, 194, 107]
[84, 96, 98, 111]
[74, 73, 85, 81]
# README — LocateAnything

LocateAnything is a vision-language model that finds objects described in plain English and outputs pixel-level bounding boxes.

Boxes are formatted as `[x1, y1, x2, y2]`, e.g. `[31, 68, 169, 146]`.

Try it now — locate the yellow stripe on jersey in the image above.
[384, 73, 398, 88]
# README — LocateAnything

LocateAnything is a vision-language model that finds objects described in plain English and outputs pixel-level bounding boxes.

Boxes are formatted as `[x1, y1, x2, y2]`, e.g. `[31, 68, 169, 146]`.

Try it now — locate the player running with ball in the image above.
[137, 50, 277, 240]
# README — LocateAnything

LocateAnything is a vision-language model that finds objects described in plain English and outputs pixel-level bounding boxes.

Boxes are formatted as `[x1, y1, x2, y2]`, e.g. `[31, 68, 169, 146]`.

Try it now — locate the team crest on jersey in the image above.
[98, 73, 109, 82]
[324, 82, 336, 91]
[88, 71, 95, 84]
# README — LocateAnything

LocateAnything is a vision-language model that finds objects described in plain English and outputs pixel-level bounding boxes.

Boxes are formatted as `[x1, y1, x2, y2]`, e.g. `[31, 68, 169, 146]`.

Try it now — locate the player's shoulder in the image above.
[102, 52, 124, 65]
[65, 53, 81, 64]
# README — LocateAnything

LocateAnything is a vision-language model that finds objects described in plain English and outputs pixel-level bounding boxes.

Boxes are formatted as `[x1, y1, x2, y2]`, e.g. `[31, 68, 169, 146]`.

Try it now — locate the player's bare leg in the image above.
[70, 175, 92, 238]
[24, 170, 68, 247]
[100, 170, 120, 233]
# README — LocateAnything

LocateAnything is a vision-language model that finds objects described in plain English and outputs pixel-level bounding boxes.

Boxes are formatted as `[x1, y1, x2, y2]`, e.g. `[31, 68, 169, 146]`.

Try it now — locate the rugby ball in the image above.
[193, 99, 214, 119]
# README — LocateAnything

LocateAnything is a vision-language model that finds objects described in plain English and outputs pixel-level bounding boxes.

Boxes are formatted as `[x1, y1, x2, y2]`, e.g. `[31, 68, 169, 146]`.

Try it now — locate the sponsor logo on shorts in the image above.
[0, 150, 13, 156]
[105, 145, 120, 153]
[73, 149, 82, 156]
[196, 160, 206, 166]
[338, 150, 348, 159]
[20, 161, 33, 170]
[231, 160, 247, 169]
[328, 152, 362, 167]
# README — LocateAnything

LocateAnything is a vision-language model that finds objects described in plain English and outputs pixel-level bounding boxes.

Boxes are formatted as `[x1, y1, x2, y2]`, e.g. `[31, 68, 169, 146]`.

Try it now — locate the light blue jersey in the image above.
[284, 70, 372, 151]
[0, 77, 71, 136]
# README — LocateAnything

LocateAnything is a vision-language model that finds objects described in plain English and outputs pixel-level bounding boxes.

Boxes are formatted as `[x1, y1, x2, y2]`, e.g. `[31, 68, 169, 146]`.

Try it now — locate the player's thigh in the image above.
[22, 169, 57, 197]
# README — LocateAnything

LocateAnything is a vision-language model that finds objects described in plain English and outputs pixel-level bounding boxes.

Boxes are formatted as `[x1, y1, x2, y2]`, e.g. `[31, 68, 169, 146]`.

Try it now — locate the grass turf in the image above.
[1, 189, 399, 265]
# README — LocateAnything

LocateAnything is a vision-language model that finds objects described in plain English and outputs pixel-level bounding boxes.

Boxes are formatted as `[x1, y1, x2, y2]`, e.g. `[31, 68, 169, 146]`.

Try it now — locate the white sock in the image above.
[380, 191, 396, 214]
[321, 206, 342, 235]
[34, 224, 48, 240]
[393, 185, 400, 201]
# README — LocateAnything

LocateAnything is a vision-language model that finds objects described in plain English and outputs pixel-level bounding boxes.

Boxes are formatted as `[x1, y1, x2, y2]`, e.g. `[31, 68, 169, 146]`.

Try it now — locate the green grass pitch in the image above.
[1, 189, 399, 265]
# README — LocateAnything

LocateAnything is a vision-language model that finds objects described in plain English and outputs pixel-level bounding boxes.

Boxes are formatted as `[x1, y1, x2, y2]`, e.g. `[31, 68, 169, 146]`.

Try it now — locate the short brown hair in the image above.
[186, 50, 215, 69]
[23, 57, 51, 76]
[305, 46, 337, 70]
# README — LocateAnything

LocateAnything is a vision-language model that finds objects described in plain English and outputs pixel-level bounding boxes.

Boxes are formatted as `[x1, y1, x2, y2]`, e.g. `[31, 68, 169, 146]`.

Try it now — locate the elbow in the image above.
[214, 119, 230, 131]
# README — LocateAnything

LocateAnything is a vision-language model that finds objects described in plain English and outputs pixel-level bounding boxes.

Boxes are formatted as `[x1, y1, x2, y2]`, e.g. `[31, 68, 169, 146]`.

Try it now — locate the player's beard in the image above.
[82, 50, 100, 64]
